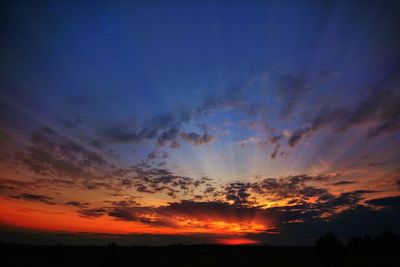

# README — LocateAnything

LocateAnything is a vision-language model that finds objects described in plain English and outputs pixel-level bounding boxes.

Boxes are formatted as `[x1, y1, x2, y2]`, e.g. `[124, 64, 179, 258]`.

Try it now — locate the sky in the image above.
[0, 0, 400, 246]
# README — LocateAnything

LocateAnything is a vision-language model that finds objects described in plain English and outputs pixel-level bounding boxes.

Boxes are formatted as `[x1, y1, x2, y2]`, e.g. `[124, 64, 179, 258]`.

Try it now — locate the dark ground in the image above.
[1, 232, 400, 267]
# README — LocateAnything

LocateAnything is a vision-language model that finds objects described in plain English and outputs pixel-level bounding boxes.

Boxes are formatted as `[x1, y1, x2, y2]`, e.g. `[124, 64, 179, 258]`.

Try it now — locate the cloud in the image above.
[98, 114, 176, 144]
[276, 71, 333, 119]
[276, 73, 312, 118]
[263, 190, 377, 225]
[78, 208, 108, 218]
[14, 127, 111, 179]
[65, 201, 89, 208]
[270, 144, 282, 159]
[0, 179, 36, 192]
[180, 132, 215, 146]
[366, 196, 400, 210]
[147, 150, 169, 160]
[0, 128, 11, 143]
[119, 167, 209, 198]
[238, 123, 287, 159]
[156, 128, 180, 148]
[288, 88, 400, 146]
[12, 193, 55, 205]
[87, 84, 270, 150]
[6, 127, 131, 194]
[225, 182, 252, 206]
[249, 174, 330, 201]
[147, 151, 156, 159]
[288, 127, 312, 147]
[108, 205, 170, 226]
[93, 114, 216, 150]
[316, 190, 376, 210]
[89, 111, 188, 149]
[197, 96, 267, 117]
[146, 149, 169, 161]
[331, 180, 356, 186]
[107, 200, 273, 232]
[101, 188, 380, 235]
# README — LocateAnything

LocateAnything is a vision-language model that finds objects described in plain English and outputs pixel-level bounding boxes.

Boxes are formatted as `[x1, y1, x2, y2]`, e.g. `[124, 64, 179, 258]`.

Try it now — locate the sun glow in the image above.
[174, 218, 268, 234]
[216, 238, 260, 245]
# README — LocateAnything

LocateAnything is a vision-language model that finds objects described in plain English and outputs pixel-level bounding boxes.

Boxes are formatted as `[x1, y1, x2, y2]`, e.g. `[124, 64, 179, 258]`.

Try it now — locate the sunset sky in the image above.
[1, 0, 400, 246]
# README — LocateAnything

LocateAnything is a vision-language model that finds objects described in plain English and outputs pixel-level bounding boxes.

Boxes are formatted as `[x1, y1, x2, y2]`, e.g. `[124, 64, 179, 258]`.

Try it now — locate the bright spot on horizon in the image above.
[216, 238, 260, 246]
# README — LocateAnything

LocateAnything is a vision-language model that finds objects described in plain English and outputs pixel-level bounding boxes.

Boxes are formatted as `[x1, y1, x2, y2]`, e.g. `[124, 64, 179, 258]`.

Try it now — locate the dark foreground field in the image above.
[1, 232, 400, 267]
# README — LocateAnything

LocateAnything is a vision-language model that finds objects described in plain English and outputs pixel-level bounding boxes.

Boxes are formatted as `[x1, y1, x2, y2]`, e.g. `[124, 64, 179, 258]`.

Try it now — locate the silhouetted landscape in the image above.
[2, 232, 400, 267]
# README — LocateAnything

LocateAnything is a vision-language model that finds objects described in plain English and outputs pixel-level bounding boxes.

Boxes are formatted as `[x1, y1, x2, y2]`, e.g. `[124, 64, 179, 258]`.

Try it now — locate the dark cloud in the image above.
[156, 128, 180, 148]
[14, 127, 111, 178]
[276, 72, 333, 119]
[225, 182, 252, 206]
[197, 96, 267, 117]
[249, 174, 330, 201]
[270, 144, 281, 159]
[12, 193, 55, 205]
[0, 128, 11, 143]
[288, 88, 400, 146]
[180, 132, 215, 146]
[316, 190, 376, 210]
[147, 151, 157, 159]
[88, 85, 269, 150]
[158, 200, 266, 222]
[0, 178, 36, 191]
[204, 184, 216, 195]
[0, 184, 16, 191]
[34, 177, 76, 187]
[98, 118, 161, 144]
[366, 196, 400, 210]
[78, 208, 108, 218]
[0, 177, 78, 200]
[106, 200, 272, 230]
[264, 190, 377, 225]
[65, 201, 89, 208]
[288, 127, 312, 147]
[83, 181, 114, 190]
[108, 205, 170, 226]
[62, 113, 86, 129]
[147, 150, 169, 160]
[331, 180, 356, 186]
[119, 167, 208, 198]
[103, 188, 379, 234]
[368, 161, 387, 167]
[276, 73, 311, 118]
[91, 112, 188, 149]
[7, 127, 129, 195]
[239, 123, 288, 158]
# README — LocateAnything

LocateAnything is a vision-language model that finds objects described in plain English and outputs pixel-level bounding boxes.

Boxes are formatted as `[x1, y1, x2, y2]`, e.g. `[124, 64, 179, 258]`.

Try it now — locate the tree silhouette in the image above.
[315, 232, 345, 266]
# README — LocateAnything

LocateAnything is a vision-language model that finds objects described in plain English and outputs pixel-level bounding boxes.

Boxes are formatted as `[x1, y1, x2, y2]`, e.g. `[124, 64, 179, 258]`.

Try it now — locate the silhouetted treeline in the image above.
[315, 231, 400, 267]
[1, 232, 399, 267]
